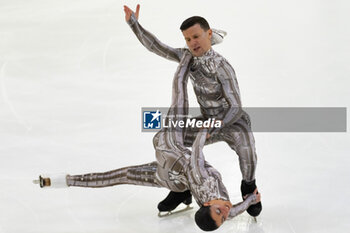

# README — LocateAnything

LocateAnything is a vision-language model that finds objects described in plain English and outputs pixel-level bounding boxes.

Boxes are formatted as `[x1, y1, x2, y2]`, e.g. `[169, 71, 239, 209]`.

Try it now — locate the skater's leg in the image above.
[223, 117, 262, 217]
[223, 117, 257, 181]
[67, 162, 161, 188]
[36, 162, 162, 188]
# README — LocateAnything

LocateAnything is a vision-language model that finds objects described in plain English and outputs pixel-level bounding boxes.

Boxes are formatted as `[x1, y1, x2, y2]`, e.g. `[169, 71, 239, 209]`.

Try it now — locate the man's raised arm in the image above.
[124, 4, 184, 63]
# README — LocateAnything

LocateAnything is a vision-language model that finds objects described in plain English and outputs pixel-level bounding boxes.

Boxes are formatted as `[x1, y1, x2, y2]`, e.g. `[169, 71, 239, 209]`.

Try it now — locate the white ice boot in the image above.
[33, 173, 69, 188]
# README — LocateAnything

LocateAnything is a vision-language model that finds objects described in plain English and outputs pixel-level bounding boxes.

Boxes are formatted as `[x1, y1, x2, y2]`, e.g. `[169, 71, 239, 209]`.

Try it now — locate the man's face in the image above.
[182, 23, 212, 57]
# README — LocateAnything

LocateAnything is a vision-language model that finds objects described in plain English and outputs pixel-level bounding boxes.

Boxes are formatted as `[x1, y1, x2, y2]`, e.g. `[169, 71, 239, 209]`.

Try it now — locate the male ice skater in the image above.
[123, 4, 262, 218]
[35, 20, 260, 230]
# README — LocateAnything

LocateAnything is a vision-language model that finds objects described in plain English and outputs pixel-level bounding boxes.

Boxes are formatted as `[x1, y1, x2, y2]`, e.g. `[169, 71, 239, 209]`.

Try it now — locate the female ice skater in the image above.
[35, 126, 260, 231]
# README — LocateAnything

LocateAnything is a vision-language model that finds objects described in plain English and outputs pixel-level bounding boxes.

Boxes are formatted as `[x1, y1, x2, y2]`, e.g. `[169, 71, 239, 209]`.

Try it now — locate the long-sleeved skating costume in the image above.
[126, 14, 257, 182]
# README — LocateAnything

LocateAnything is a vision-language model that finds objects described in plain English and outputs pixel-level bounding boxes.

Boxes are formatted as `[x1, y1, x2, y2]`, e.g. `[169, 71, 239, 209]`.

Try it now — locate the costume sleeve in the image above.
[127, 13, 185, 63]
[209, 62, 243, 135]
[165, 50, 192, 150]
[228, 194, 257, 219]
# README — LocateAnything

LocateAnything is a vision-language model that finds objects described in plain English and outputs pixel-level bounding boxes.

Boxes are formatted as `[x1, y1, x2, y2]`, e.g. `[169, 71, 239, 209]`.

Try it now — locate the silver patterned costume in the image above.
[63, 15, 259, 216]
[127, 14, 257, 182]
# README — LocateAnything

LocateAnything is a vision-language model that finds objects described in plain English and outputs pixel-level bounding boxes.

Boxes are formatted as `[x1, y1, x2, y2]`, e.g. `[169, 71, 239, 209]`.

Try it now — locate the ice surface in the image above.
[0, 0, 349, 233]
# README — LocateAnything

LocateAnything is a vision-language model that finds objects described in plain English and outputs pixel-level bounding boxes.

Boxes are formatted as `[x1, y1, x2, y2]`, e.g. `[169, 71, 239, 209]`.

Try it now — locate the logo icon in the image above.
[143, 110, 162, 129]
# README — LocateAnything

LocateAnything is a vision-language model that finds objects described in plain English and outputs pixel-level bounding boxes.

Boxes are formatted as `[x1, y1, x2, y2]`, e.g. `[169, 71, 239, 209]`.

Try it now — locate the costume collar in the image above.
[193, 48, 215, 61]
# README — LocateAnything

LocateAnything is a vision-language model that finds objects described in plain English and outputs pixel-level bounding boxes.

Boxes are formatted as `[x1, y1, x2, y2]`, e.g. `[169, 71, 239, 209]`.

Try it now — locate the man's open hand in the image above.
[123, 4, 140, 22]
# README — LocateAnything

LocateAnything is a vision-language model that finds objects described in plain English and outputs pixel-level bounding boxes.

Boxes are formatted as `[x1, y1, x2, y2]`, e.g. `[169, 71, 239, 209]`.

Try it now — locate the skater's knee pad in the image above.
[195, 206, 218, 231]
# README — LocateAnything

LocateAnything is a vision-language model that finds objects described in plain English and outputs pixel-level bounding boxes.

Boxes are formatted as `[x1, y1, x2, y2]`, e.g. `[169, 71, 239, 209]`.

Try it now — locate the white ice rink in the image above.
[1, 0, 349, 232]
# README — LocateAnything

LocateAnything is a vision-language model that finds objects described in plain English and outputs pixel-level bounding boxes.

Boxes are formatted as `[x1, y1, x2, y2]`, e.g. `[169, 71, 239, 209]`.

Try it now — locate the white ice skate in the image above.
[32, 174, 68, 188]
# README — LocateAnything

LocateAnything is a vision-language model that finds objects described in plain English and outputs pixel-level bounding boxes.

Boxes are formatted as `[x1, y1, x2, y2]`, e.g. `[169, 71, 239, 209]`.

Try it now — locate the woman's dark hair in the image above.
[195, 206, 218, 231]
[180, 16, 210, 31]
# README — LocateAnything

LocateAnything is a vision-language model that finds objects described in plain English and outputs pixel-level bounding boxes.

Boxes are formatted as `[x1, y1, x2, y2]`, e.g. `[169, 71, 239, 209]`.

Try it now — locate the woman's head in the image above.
[195, 199, 232, 231]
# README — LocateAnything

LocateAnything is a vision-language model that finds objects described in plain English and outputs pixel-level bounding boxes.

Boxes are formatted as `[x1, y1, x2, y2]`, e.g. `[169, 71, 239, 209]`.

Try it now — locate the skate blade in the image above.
[33, 175, 46, 188]
[33, 175, 42, 186]
[32, 179, 40, 184]
[158, 205, 193, 218]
